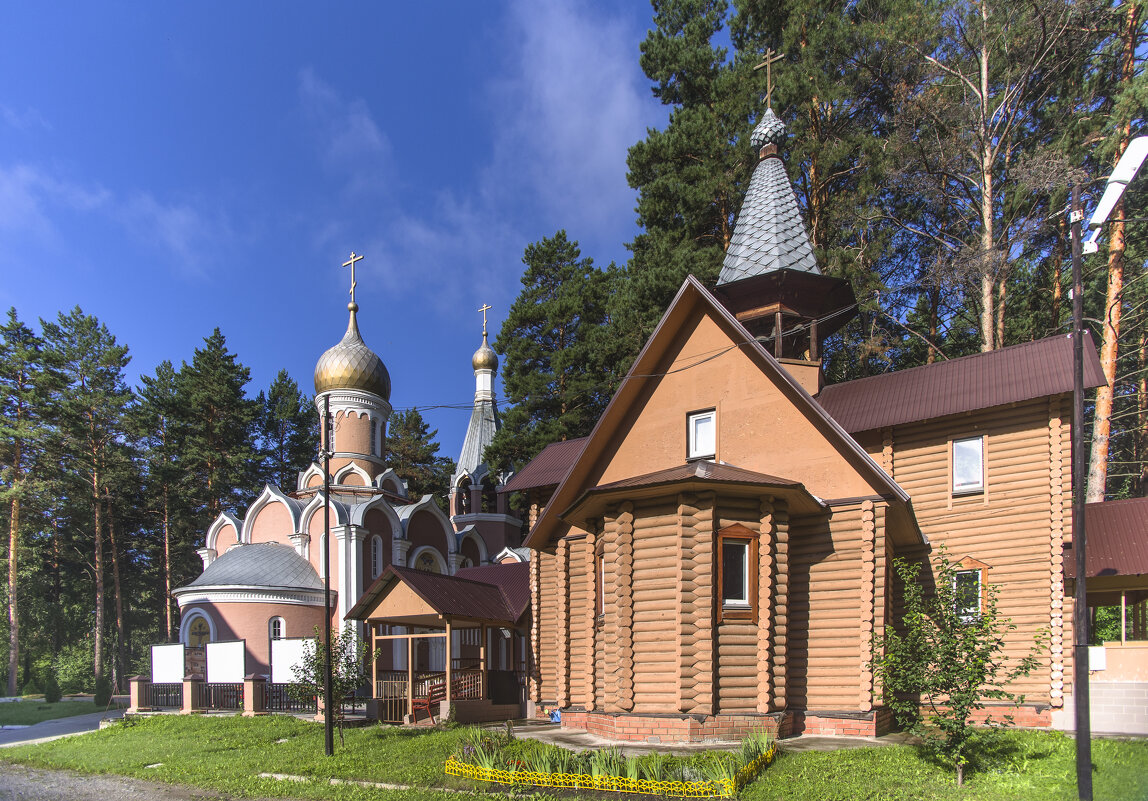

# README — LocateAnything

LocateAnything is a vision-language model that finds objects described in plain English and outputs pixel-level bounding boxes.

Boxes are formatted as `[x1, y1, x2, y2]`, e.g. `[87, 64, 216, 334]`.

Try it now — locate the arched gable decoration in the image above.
[205, 512, 242, 552]
[409, 545, 447, 574]
[493, 546, 528, 564]
[241, 485, 303, 545]
[348, 493, 402, 533]
[297, 463, 325, 492]
[455, 524, 489, 565]
[300, 491, 350, 533]
[397, 495, 456, 553]
[179, 608, 217, 646]
[374, 469, 408, 498]
[333, 461, 372, 487]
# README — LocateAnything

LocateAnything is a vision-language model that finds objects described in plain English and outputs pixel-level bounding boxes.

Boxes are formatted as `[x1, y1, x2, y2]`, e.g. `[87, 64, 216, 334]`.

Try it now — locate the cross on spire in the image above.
[478, 303, 493, 336]
[342, 251, 364, 304]
[754, 48, 785, 109]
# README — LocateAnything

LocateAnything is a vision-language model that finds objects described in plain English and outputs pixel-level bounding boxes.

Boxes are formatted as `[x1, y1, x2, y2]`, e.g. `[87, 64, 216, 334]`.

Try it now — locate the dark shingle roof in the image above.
[455, 562, 530, 621]
[816, 333, 1105, 433]
[591, 461, 801, 493]
[182, 542, 322, 591]
[500, 437, 588, 493]
[1064, 497, 1148, 579]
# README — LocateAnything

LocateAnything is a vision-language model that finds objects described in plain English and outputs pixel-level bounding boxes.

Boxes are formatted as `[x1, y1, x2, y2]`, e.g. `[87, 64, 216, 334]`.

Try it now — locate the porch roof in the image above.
[1064, 497, 1148, 586]
[562, 460, 827, 523]
[345, 563, 528, 626]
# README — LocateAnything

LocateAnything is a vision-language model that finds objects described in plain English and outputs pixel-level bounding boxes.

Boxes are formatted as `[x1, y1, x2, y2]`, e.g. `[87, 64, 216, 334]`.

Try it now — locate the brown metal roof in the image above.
[455, 562, 530, 622]
[815, 333, 1105, 433]
[345, 564, 527, 624]
[592, 461, 802, 492]
[1063, 497, 1148, 579]
[500, 437, 587, 493]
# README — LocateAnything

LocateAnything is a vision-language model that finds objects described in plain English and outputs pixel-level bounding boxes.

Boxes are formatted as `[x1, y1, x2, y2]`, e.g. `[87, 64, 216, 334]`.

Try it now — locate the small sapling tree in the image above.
[871, 549, 1043, 786]
[289, 624, 377, 745]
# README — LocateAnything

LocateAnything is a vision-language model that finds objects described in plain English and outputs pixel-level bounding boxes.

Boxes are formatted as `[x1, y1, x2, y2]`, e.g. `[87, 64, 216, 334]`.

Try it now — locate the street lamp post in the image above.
[322, 394, 334, 757]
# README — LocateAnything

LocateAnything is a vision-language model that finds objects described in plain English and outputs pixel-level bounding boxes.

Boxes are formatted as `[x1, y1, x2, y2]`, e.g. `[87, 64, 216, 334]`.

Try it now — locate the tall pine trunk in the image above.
[91, 465, 105, 687]
[163, 487, 172, 641]
[7, 491, 19, 697]
[107, 496, 127, 691]
[978, 3, 997, 352]
[1086, 2, 1140, 502]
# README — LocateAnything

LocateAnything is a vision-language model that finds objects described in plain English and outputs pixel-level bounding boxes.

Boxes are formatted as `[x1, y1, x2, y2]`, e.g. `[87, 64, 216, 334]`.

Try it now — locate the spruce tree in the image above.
[485, 232, 617, 473]
[257, 369, 315, 492]
[386, 409, 454, 507]
[178, 329, 259, 523]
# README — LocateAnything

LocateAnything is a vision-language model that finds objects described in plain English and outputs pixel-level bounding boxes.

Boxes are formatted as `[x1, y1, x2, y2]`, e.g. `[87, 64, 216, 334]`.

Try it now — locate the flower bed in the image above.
[444, 728, 776, 798]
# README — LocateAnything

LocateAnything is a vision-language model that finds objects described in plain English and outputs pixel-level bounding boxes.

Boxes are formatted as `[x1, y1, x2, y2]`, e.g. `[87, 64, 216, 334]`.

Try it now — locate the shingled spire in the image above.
[712, 105, 857, 386]
[718, 108, 818, 284]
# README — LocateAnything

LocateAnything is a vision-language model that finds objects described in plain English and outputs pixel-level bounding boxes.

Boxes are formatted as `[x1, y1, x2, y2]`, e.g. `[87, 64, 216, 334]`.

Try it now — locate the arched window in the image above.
[370, 535, 384, 579]
[369, 416, 376, 456]
[269, 617, 285, 640]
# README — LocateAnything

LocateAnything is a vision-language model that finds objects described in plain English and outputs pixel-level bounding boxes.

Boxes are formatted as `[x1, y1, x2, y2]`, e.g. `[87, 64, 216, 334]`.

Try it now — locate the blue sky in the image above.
[0, 1, 671, 460]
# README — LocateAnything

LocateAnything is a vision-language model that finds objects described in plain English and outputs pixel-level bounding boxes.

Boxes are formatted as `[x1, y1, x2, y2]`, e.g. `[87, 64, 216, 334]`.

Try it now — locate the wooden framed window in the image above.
[952, 436, 984, 495]
[595, 545, 606, 621]
[688, 409, 716, 460]
[717, 524, 758, 622]
[954, 556, 990, 622]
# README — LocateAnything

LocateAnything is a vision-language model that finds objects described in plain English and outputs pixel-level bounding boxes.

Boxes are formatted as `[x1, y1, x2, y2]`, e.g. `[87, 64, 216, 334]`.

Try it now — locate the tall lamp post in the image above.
[321, 395, 334, 757]
[1070, 134, 1147, 801]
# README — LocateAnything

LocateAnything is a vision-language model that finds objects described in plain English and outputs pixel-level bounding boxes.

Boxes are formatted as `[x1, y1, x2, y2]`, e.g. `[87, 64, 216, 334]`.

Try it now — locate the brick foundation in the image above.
[557, 703, 1048, 743]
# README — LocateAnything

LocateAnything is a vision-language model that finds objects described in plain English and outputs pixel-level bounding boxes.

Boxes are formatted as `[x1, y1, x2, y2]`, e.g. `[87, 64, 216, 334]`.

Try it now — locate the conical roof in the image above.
[314, 303, 391, 400]
[718, 108, 818, 285]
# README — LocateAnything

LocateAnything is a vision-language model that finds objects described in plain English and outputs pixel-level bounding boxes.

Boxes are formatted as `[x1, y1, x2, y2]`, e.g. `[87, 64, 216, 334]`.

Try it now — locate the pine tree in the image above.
[486, 232, 617, 473]
[0, 309, 59, 695]
[257, 369, 315, 492]
[386, 409, 454, 506]
[40, 307, 133, 688]
[178, 329, 259, 523]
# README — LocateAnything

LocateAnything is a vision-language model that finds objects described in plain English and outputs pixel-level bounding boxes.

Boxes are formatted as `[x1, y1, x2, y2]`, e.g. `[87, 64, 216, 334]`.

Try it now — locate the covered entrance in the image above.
[347, 562, 530, 724]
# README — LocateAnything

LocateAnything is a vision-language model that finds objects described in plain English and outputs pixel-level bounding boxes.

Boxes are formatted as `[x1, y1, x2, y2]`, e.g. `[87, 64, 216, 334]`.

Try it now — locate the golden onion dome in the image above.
[472, 332, 498, 372]
[314, 302, 391, 400]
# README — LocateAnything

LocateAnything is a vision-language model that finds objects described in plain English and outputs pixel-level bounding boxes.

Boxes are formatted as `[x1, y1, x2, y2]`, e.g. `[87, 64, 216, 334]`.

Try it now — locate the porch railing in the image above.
[149, 682, 183, 709]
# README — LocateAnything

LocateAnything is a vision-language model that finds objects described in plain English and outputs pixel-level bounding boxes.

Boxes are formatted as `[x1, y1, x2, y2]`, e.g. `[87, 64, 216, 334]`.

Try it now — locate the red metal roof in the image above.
[591, 460, 802, 492]
[1064, 497, 1148, 579]
[345, 563, 528, 624]
[500, 437, 587, 493]
[816, 333, 1105, 433]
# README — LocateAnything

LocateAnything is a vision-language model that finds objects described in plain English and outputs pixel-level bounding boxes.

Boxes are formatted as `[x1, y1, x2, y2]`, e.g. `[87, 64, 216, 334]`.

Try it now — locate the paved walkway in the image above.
[0, 708, 124, 749]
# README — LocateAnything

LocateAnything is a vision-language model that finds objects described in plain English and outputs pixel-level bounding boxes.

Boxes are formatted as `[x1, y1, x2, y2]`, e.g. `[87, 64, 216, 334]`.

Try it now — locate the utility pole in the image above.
[1070, 185, 1092, 801]
[322, 393, 334, 757]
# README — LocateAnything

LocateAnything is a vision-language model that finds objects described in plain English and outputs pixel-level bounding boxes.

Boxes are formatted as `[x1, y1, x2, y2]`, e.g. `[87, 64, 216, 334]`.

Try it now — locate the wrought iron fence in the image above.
[150, 683, 183, 708]
[264, 683, 315, 713]
[202, 682, 243, 711]
[375, 676, 408, 723]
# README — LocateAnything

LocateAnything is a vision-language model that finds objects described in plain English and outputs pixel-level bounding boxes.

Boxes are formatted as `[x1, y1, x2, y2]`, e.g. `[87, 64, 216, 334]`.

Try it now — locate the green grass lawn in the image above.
[1, 715, 1145, 801]
[0, 699, 120, 727]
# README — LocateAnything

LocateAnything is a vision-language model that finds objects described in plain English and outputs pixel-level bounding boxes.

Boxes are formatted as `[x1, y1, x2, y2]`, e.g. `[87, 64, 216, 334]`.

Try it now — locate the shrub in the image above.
[43, 670, 62, 703]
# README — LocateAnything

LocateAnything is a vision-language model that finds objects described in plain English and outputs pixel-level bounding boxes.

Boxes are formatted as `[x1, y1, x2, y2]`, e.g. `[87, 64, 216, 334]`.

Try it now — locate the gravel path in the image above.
[0, 763, 277, 801]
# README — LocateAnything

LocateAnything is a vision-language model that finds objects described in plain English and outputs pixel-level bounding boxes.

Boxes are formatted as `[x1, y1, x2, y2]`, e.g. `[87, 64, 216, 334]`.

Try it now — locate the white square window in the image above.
[952, 436, 984, 494]
[721, 540, 749, 607]
[688, 410, 716, 460]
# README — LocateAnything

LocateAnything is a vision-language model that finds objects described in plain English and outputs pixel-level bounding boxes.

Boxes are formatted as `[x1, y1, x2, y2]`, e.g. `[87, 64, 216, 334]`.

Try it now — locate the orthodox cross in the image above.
[478, 303, 493, 336]
[342, 251, 364, 304]
[754, 48, 785, 109]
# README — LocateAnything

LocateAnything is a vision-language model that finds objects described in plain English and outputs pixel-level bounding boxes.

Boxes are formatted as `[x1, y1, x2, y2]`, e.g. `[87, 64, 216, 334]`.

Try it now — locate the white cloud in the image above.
[0, 105, 52, 132]
[297, 68, 393, 194]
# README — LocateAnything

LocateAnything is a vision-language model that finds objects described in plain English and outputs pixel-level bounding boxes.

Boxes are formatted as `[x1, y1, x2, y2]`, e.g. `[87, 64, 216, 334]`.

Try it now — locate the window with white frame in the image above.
[269, 617, 285, 640]
[954, 569, 982, 621]
[717, 524, 757, 620]
[370, 535, 384, 579]
[688, 409, 716, 460]
[952, 436, 984, 494]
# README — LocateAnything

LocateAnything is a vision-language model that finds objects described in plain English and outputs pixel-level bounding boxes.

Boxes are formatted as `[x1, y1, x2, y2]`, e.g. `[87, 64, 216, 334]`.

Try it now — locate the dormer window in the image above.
[688, 409, 716, 460]
[952, 436, 984, 495]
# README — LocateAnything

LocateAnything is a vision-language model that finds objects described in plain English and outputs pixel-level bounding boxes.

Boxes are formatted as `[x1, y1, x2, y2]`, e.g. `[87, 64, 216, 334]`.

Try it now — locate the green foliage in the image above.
[288, 625, 377, 746]
[256, 369, 315, 491]
[871, 549, 1043, 786]
[42, 669, 61, 703]
[93, 673, 112, 707]
[386, 408, 455, 507]
[486, 231, 619, 474]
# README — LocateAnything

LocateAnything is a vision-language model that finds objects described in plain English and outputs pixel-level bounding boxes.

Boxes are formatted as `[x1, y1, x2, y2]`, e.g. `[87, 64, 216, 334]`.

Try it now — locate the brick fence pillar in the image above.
[128, 675, 152, 713]
[243, 674, 267, 717]
[181, 674, 204, 714]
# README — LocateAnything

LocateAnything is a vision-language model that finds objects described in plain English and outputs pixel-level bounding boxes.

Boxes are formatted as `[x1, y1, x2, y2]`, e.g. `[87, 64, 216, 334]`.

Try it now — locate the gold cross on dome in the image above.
[754, 48, 785, 109]
[342, 251, 364, 303]
[478, 303, 493, 336]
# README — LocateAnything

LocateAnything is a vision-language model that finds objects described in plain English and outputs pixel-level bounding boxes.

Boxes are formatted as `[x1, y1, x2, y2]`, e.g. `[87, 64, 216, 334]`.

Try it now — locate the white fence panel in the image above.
[205, 640, 246, 684]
